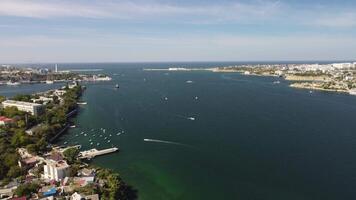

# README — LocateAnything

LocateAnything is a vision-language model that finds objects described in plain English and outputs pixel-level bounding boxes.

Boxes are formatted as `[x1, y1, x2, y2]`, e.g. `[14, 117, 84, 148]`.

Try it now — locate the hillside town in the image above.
[0, 65, 112, 86]
[216, 62, 356, 94]
[0, 82, 134, 200]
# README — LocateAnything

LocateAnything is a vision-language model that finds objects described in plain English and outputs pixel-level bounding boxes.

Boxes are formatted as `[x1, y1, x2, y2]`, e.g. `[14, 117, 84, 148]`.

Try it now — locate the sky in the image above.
[0, 0, 356, 63]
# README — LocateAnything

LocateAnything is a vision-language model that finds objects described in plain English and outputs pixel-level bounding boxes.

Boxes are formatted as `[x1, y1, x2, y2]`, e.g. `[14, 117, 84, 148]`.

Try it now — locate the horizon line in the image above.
[2, 59, 356, 65]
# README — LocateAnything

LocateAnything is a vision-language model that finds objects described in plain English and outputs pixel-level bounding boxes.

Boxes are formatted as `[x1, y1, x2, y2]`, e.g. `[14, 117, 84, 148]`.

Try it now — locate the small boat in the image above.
[77, 102, 87, 105]
[115, 84, 119, 88]
[164, 97, 168, 101]
[309, 90, 313, 94]
[70, 125, 76, 128]
[273, 81, 280, 84]
[186, 80, 193, 83]
[6, 81, 20, 86]
[107, 140, 111, 143]
[97, 143, 100, 146]
[195, 96, 199, 100]
[188, 117, 195, 121]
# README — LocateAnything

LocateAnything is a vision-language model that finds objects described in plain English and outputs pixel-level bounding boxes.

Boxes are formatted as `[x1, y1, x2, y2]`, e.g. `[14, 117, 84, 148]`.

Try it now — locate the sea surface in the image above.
[2, 62, 356, 199]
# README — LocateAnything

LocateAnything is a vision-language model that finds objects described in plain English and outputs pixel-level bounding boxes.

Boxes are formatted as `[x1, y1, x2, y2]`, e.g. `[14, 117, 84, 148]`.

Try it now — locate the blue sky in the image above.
[0, 0, 356, 63]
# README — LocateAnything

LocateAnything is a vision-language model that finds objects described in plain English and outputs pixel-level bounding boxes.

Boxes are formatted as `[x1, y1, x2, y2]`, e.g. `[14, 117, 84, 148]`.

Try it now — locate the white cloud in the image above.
[0, 0, 281, 22]
[0, 0, 355, 28]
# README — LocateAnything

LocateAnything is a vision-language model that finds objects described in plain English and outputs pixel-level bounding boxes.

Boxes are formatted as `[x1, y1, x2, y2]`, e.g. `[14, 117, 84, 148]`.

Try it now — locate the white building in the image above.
[2, 100, 44, 116]
[331, 63, 352, 69]
[54, 89, 67, 96]
[43, 160, 70, 181]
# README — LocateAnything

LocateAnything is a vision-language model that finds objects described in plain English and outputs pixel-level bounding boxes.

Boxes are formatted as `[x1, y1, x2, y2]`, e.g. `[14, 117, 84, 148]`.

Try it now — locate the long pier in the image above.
[79, 147, 119, 159]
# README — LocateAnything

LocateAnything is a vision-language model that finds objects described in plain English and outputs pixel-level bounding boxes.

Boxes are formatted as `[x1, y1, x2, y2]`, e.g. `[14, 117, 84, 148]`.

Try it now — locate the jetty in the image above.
[79, 147, 119, 159]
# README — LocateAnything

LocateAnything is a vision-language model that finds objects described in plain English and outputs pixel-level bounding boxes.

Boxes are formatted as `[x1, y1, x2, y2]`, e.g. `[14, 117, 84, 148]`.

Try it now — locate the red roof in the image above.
[0, 116, 13, 122]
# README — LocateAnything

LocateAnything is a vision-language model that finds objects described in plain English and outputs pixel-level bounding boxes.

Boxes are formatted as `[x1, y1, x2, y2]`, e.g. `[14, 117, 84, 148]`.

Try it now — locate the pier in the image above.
[79, 147, 119, 159]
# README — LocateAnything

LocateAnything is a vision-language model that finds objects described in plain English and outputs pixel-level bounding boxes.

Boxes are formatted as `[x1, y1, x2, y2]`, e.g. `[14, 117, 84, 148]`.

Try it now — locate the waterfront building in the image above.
[332, 63, 352, 69]
[43, 160, 70, 181]
[2, 100, 44, 116]
[54, 89, 66, 96]
[32, 96, 53, 105]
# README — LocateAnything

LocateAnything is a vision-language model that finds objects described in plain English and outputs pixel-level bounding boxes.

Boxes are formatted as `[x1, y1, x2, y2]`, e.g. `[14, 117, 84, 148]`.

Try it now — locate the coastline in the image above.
[0, 83, 136, 199]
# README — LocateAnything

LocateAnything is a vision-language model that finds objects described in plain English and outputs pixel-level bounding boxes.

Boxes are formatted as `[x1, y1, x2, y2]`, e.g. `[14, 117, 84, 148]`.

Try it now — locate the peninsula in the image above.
[0, 82, 135, 200]
[145, 62, 356, 95]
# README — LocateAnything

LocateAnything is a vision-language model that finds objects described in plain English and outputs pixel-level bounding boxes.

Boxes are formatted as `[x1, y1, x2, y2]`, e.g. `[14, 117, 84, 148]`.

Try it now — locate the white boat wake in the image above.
[143, 138, 191, 147]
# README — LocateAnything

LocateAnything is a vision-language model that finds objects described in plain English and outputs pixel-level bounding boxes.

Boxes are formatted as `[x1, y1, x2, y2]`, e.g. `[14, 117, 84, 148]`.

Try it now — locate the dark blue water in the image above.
[2, 63, 356, 199]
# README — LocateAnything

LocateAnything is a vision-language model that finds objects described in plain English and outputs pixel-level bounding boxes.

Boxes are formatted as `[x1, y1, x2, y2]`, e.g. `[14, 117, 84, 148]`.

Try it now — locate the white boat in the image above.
[46, 80, 54, 84]
[349, 89, 356, 95]
[6, 81, 20, 86]
[115, 84, 119, 88]
[186, 80, 193, 83]
[273, 81, 280, 84]
[188, 117, 195, 121]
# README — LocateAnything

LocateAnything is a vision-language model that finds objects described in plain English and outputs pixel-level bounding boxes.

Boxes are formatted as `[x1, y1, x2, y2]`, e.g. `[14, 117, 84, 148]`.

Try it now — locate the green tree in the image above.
[63, 147, 79, 164]
[11, 94, 32, 102]
[6, 166, 22, 178]
[14, 183, 39, 197]
[0, 95, 6, 103]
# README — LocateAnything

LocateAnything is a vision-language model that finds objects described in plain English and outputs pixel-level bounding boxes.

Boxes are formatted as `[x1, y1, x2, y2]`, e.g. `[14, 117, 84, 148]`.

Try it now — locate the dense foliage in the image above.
[63, 147, 80, 164]
[14, 182, 39, 197]
[0, 86, 82, 181]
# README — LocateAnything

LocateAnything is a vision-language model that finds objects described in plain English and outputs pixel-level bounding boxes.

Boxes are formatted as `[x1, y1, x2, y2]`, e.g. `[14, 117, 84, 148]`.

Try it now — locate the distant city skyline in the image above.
[0, 0, 356, 63]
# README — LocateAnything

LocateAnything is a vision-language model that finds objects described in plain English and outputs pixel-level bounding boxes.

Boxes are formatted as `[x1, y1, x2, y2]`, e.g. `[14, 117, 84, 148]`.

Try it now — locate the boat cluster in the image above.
[63, 127, 125, 147]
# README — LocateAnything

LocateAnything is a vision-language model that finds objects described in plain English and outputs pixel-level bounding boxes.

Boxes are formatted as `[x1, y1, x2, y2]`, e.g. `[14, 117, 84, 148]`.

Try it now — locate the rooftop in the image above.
[2, 100, 42, 107]
[0, 116, 13, 122]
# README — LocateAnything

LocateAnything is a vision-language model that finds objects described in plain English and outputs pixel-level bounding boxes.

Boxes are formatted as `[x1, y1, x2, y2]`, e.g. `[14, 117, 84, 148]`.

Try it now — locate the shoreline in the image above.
[0, 83, 136, 199]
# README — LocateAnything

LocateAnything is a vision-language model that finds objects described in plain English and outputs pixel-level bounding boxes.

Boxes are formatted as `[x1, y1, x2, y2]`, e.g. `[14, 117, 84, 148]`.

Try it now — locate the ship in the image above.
[115, 84, 119, 88]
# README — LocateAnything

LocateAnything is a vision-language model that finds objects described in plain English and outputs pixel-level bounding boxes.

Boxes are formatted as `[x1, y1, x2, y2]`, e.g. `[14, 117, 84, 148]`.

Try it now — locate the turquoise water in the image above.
[3, 63, 356, 199]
